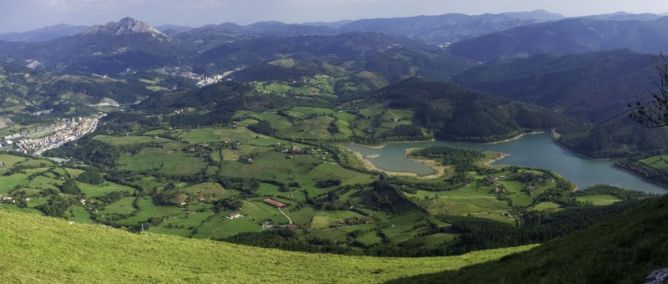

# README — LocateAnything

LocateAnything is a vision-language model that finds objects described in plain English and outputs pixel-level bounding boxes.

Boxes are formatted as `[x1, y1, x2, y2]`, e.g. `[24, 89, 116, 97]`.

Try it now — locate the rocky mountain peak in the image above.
[83, 17, 168, 39]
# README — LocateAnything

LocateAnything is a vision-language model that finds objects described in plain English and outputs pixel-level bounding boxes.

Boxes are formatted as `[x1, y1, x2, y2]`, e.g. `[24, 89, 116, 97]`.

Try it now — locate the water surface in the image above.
[346, 133, 667, 194]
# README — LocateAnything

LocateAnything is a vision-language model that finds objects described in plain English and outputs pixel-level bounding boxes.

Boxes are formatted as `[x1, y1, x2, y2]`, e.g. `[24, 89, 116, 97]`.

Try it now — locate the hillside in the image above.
[0, 208, 532, 283]
[455, 50, 668, 158]
[339, 11, 562, 45]
[450, 17, 668, 61]
[455, 50, 656, 123]
[390, 196, 668, 283]
[194, 32, 473, 80]
[558, 114, 668, 158]
[364, 79, 575, 141]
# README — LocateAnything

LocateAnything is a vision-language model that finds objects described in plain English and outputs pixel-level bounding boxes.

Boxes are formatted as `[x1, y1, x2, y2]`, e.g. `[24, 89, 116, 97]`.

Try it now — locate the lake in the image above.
[346, 133, 667, 194]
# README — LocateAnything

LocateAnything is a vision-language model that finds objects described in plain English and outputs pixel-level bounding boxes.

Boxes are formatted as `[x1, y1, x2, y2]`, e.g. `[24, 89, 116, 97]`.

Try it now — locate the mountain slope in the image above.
[453, 50, 668, 157]
[390, 196, 668, 283]
[340, 11, 562, 45]
[0, 17, 183, 74]
[0, 208, 532, 282]
[455, 50, 657, 123]
[558, 114, 668, 158]
[194, 33, 474, 81]
[450, 17, 668, 61]
[0, 24, 88, 42]
[366, 79, 576, 141]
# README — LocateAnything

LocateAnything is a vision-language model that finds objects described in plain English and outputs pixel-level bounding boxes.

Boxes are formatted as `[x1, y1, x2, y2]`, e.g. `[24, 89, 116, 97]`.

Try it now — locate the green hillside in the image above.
[0, 208, 533, 283]
[391, 196, 668, 283]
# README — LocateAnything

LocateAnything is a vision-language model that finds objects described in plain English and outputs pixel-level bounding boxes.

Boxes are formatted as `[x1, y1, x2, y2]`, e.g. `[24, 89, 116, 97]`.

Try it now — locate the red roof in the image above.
[264, 198, 286, 208]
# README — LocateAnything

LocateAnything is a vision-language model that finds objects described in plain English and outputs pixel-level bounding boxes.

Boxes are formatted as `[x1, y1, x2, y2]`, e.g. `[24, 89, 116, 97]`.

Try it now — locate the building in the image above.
[227, 213, 243, 220]
[264, 198, 286, 208]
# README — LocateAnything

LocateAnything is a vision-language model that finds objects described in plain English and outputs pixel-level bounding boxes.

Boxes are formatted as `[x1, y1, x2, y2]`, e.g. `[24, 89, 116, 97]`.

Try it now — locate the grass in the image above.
[220, 151, 320, 183]
[94, 135, 170, 145]
[78, 181, 135, 198]
[287, 107, 335, 119]
[406, 182, 513, 223]
[393, 196, 668, 284]
[0, 208, 535, 283]
[529, 202, 561, 212]
[576, 194, 621, 206]
[117, 197, 183, 225]
[181, 182, 237, 200]
[100, 197, 136, 215]
[0, 154, 27, 174]
[639, 155, 668, 170]
[178, 127, 281, 145]
[193, 213, 262, 239]
[118, 143, 207, 176]
[150, 211, 213, 237]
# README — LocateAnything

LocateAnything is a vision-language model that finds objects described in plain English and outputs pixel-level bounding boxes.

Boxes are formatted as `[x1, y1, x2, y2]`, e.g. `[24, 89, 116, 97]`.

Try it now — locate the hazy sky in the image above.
[2, 0, 668, 33]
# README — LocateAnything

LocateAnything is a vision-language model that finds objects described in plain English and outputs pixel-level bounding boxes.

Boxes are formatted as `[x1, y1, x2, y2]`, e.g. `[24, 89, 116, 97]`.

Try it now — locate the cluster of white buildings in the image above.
[4, 115, 104, 156]
[180, 69, 241, 87]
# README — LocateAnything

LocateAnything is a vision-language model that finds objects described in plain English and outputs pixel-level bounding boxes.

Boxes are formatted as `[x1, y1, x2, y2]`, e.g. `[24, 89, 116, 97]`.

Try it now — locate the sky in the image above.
[2, 0, 668, 33]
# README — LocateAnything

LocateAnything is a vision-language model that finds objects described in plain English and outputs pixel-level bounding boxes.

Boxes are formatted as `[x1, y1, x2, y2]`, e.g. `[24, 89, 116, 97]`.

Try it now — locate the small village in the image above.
[0, 114, 105, 156]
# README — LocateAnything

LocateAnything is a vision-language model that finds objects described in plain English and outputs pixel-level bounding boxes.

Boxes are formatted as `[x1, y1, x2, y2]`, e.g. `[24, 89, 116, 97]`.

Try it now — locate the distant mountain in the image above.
[83, 17, 168, 40]
[176, 10, 562, 47]
[156, 25, 193, 36]
[301, 20, 354, 28]
[176, 21, 337, 50]
[450, 17, 668, 60]
[584, 12, 665, 21]
[339, 10, 563, 45]
[0, 17, 184, 74]
[194, 32, 474, 81]
[0, 24, 88, 42]
[500, 10, 564, 21]
[455, 50, 657, 123]
[455, 50, 668, 158]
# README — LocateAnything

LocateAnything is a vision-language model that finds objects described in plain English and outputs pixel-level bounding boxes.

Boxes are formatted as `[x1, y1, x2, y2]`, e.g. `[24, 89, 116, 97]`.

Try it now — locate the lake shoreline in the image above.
[344, 133, 667, 194]
[347, 147, 447, 179]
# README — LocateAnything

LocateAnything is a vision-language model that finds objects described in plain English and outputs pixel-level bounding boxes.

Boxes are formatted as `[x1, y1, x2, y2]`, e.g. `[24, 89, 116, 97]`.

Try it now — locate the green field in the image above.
[406, 183, 514, 223]
[0, 209, 535, 283]
[117, 142, 208, 176]
[576, 194, 621, 206]
[78, 181, 135, 197]
[639, 155, 668, 170]
[94, 135, 170, 145]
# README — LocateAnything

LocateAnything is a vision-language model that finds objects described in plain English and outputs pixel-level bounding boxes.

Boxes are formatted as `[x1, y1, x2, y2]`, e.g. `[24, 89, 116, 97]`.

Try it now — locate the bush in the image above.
[315, 179, 342, 188]
[60, 178, 81, 195]
[78, 168, 104, 185]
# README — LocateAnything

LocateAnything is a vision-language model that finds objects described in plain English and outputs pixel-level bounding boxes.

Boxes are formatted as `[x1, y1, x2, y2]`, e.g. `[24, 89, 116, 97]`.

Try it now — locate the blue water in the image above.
[346, 133, 667, 194]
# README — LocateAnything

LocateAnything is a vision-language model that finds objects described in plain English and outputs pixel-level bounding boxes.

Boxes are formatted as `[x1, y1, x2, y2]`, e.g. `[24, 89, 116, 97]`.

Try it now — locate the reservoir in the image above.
[346, 133, 667, 194]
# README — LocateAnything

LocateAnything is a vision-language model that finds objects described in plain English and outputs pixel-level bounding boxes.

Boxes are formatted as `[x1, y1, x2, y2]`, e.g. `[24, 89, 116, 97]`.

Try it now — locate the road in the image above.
[278, 208, 293, 225]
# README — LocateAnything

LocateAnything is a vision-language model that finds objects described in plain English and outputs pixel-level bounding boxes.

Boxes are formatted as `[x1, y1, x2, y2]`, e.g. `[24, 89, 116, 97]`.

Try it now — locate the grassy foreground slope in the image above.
[390, 196, 668, 283]
[0, 209, 533, 283]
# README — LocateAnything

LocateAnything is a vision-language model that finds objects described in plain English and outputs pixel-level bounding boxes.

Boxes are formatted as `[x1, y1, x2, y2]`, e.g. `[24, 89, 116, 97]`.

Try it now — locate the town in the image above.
[0, 114, 105, 156]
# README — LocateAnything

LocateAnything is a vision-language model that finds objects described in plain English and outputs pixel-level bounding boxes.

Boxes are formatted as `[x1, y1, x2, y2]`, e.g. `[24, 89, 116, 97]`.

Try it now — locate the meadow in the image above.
[0, 208, 536, 283]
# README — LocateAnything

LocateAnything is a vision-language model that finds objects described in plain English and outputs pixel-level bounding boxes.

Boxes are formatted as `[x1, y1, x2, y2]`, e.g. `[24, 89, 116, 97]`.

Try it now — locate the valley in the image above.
[0, 7, 667, 282]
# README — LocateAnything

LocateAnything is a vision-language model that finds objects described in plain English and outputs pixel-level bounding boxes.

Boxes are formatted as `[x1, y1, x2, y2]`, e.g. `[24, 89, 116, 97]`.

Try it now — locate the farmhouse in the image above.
[264, 198, 286, 208]
[227, 213, 243, 220]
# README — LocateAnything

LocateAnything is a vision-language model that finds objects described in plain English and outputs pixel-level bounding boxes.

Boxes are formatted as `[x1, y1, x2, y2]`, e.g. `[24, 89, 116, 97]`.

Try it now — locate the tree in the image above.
[60, 178, 81, 195]
[78, 167, 104, 185]
[629, 58, 668, 128]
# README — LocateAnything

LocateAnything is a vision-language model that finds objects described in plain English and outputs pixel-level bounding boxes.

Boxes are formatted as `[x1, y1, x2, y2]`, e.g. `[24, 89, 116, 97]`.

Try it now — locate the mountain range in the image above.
[1, 13, 667, 158]
[450, 16, 668, 60]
